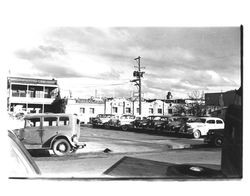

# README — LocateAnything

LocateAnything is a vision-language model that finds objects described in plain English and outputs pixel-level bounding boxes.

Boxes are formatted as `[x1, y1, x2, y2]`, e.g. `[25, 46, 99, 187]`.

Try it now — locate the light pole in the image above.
[131, 56, 145, 115]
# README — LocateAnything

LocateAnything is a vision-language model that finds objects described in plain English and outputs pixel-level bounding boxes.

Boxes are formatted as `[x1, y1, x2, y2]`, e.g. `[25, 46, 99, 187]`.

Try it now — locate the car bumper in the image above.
[73, 141, 86, 149]
[204, 136, 213, 144]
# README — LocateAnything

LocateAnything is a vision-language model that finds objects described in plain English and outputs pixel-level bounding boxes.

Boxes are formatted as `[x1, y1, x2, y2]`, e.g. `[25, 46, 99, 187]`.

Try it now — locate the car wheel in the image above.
[52, 139, 71, 156]
[155, 127, 162, 132]
[193, 130, 201, 139]
[214, 137, 223, 147]
[121, 125, 128, 131]
[104, 123, 110, 129]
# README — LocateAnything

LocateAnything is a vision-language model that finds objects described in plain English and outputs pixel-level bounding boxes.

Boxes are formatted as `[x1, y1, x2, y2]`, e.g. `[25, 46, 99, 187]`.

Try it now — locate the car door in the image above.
[22, 117, 42, 145]
[206, 119, 216, 130]
[41, 116, 58, 145]
[216, 119, 225, 129]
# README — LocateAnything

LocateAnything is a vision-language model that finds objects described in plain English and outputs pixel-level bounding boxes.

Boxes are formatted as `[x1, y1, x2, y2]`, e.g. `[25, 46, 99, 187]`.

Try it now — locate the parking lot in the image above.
[32, 125, 222, 178]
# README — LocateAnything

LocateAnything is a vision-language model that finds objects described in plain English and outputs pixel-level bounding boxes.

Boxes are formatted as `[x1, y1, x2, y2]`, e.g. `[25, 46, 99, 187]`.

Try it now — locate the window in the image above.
[207, 120, 215, 124]
[158, 108, 162, 114]
[112, 107, 118, 113]
[216, 120, 223, 124]
[136, 108, 140, 113]
[149, 108, 153, 114]
[125, 107, 131, 113]
[77, 119, 80, 125]
[168, 109, 172, 114]
[80, 107, 85, 113]
[43, 117, 57, 126]
[25, 118, 41, 127]
[89, 108, 95, 114]
[59, 116, 69, 126]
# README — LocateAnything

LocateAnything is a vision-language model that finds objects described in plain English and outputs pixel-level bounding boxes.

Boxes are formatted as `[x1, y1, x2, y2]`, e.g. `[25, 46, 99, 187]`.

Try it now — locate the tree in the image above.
[51, 90, 67, 113]
[187, 90, 206, 116]
[173, 104, 187, 116]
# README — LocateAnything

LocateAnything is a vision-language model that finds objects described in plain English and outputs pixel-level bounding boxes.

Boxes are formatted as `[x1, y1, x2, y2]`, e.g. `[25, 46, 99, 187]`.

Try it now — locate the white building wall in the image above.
[105, 98, 133, 116]
[66, 99, 105, 124]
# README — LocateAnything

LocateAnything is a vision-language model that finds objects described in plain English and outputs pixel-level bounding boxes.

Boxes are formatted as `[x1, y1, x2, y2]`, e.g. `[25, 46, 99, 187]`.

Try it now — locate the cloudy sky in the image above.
[8, 27, 241, 99]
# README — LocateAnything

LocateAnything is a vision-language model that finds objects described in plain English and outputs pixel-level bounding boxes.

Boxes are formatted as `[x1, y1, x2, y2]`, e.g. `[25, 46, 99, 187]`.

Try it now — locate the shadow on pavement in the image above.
[103, 156, 224, 179]
[28, 149, 51, 157]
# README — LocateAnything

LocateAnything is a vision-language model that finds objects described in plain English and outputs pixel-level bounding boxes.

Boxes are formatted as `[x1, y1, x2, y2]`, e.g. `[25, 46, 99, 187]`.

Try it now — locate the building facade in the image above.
[7, 77, 59, 113]
[65, 98, 105, 124]
[65, 96, 189, 124]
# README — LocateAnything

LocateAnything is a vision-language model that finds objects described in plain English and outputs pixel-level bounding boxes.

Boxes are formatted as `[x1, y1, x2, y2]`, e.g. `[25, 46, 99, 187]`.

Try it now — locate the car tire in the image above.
[52, 139, 71, 156]
[121, 125, 128, 131]
[214, 137, 223, 147]
[104, 123, 110, 129]
[193, 130, 201, 139]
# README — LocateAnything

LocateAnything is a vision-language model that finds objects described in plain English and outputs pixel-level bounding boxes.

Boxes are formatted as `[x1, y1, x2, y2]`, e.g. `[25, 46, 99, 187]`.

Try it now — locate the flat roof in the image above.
[8, 76, 58, 86]
[24, 113, 74, 118]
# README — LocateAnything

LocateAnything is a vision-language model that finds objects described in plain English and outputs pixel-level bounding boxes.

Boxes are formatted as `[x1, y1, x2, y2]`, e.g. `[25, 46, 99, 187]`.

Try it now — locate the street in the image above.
[32, 126, 222, 178]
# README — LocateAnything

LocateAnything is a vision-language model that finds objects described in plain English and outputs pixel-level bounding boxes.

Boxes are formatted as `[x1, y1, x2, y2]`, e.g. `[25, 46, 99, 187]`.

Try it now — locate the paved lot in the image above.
[32, 126, 221, 178]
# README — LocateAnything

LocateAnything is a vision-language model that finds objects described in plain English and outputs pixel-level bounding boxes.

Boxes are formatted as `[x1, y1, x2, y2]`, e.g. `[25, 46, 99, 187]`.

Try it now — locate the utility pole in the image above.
[130, 56, 145, 115]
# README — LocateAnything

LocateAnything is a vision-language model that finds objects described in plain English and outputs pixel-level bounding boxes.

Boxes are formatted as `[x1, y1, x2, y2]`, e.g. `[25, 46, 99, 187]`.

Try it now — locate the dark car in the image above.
[166, 116, 189, 133]
[204, 129, 224, 147]
[178, 116, 199, 134]
[9, 130, 41, 178]
[131, 116, 151, 129]
[131, 115, 170, 131]
[148, 115, 170, 131]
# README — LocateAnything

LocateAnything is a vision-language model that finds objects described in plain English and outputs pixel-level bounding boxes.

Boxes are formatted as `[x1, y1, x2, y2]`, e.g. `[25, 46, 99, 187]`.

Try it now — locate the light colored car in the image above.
[9, 130, 41, 178]
[105, 114, 136, 131]
[185, 117, 225, 139]
[14, 113, 86, 156]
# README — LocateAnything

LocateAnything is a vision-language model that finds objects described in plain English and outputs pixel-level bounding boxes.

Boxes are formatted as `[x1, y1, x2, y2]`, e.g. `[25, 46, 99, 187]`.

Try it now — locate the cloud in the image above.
[11, 27, 241, 98]
[15, 44, 67, 60]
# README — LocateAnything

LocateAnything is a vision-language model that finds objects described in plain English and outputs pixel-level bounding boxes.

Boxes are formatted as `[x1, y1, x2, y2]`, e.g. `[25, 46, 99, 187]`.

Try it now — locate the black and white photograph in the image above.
[1, 0, 248, 195]
[6, 26, 242, 179]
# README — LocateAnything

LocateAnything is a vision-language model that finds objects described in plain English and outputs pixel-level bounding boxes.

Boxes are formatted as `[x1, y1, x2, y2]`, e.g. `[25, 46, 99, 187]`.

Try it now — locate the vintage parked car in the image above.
[204, 129, 224, 147]
[104, 114, 136, 131]
[131, 115, 170, 131]
[14, 113, 86, 156]
[9, 130, 41, 178]
[167, 116, 197, 133]
[148, 115, 170, 131]
[130, 116, 149, 129]
[183, 117, 225, 139]
[92, 114, 115, 127]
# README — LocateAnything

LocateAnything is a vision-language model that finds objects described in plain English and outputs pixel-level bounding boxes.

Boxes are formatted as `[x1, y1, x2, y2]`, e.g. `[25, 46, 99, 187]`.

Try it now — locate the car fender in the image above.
[198, 127, 209, 136]
[43, 134, 74, 148]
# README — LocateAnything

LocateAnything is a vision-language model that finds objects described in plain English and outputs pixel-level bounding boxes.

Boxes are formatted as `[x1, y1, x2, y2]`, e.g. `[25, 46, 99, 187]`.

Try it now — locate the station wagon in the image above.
[15, 113, 86, 156]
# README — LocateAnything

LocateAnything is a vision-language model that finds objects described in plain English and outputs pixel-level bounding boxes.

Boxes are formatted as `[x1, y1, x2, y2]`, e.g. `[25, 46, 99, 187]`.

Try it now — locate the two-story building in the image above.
[7, 76, 59, 113]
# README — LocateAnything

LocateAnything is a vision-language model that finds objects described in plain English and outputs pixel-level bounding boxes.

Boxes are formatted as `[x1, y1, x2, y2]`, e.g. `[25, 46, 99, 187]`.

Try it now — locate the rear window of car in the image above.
[216, 120, 223, 124]
[58, 116, 70, 126]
